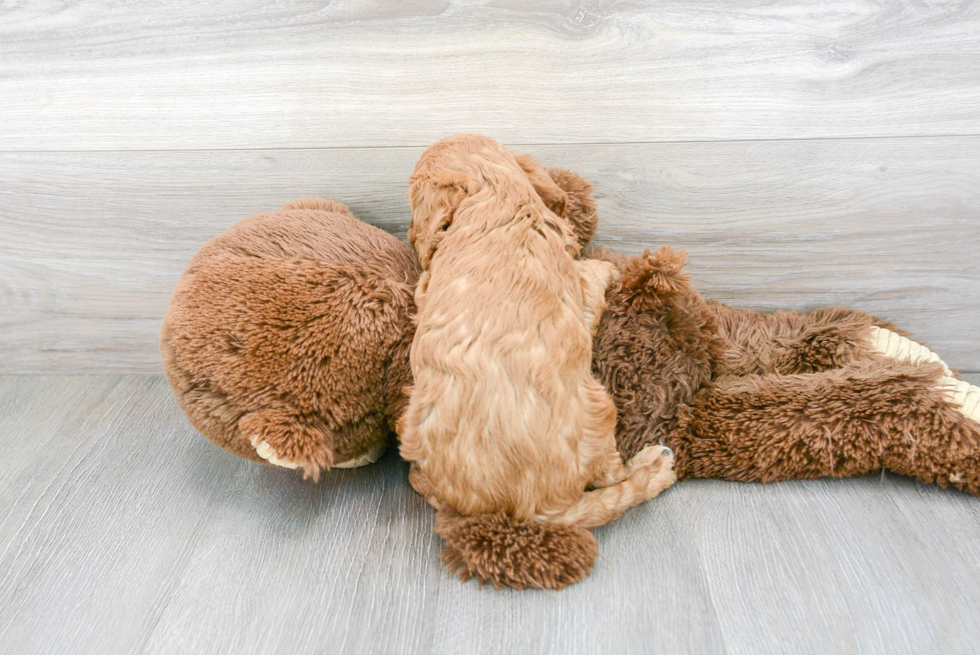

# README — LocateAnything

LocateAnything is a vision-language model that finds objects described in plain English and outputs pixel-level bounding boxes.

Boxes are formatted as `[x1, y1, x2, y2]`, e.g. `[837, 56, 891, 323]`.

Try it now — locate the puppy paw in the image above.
[628, 444, 677, 498]
[576, 258, 620, 291]
[577, 259, 620, 332]
[627, 443, 672, 470]
[593, 259, 621, 289]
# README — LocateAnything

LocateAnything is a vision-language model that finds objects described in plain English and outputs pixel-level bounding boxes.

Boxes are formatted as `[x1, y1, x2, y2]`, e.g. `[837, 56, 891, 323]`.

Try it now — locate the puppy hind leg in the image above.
[409, 464, 449, 511]
[589, 446, 629, 489]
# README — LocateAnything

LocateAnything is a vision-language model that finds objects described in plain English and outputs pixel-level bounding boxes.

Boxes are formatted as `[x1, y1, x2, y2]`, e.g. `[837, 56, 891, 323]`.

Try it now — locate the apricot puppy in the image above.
[399, 134, 676, 589]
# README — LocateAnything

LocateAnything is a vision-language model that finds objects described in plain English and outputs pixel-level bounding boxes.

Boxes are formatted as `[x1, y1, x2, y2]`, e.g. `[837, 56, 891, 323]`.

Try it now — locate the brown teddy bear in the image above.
[161, 169, 980, 590]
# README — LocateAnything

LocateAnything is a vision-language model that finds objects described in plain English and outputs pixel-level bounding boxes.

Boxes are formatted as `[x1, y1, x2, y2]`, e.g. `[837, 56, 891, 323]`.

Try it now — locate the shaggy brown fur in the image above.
[586, 246, 724, 461]
[400, 134, 674, 590]
[585, 250, 980, 495]
[436, 509, 599, 590]
[160, 199, 418, 480]
[162, 161, 980, 590]
[668, 361, 980, 494]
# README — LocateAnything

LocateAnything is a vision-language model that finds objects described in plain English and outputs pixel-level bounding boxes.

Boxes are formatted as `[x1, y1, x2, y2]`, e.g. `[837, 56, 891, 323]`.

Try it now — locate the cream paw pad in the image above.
[868, 326, 952, 375]
[869, 326, 979, 421]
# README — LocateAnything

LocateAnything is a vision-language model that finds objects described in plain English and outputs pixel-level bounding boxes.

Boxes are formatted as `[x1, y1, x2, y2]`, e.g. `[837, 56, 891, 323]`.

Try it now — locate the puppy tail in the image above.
[544, 445, 677, 530]
[434, 509, 598, 590]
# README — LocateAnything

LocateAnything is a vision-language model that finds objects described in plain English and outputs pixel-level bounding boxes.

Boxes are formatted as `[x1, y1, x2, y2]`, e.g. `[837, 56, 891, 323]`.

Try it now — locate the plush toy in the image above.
[161, 198, 417, 476]
[161, 169, 980, 590]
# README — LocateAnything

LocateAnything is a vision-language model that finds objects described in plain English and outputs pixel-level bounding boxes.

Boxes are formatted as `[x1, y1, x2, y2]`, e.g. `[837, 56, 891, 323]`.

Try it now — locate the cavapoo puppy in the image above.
[399, 134, 676, 589]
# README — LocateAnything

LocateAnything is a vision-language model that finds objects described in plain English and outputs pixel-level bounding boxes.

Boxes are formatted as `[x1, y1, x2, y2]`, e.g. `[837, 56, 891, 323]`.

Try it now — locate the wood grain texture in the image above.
[1, 375, 979, 654]
[2, 1, 980, 150]
[2, 138, 977, 373]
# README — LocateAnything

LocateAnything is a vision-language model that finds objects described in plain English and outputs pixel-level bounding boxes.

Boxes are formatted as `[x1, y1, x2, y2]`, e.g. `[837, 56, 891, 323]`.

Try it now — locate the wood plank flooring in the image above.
[1, 375, 979, 655]
[2, 2, 980, 150]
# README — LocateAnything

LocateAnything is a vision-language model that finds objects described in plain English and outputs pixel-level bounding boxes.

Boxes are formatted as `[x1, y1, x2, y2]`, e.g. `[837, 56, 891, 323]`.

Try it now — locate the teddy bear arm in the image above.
[666, 361, 980, 495]
[240, 407, 336, 480]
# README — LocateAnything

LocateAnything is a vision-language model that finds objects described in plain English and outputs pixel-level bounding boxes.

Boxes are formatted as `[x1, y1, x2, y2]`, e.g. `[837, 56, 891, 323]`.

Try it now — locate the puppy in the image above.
[399, 134, 675, 589]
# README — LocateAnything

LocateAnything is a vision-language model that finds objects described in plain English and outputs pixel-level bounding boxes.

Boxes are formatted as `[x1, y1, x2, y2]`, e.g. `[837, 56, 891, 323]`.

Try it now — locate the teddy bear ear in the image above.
[546, 167, 599, 251]
[281, 198, 352, 214]
[622, 246, 692, 301]
[513, 153, 569, 219]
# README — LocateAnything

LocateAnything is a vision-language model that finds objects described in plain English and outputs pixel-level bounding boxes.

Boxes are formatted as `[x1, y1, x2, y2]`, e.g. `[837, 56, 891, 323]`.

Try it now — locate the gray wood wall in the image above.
[1, 1, 978, 374]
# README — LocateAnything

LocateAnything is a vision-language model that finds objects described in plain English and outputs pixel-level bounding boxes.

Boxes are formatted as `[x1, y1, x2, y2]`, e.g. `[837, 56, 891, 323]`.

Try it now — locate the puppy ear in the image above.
[408, 171, 469, 268]
[514, 153, 568, 219]
[547, 167, 598, 251]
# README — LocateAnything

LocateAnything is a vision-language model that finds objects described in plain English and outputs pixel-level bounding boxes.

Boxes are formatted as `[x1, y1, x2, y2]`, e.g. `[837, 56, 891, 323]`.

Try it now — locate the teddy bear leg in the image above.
[666, 362, 980, 495]
[239, 407, 334, 482]
[710, 304, 904, 375]
[877, 372, 980, 494]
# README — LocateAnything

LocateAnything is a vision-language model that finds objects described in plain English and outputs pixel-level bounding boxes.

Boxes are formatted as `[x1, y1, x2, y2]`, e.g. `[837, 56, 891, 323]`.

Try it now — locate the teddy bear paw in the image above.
[239, 408, 334, 481]
[333, 441, 389, 469]
[253, 440, 302, 470]
[248, 434, 333, 481]
[868, 326, 952, 375]
[936, 377, 980, 423]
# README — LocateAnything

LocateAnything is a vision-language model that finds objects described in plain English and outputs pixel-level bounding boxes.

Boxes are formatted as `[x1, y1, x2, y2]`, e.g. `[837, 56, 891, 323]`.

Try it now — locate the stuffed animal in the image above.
[161, 167, 980, 590]
[161, 198, 417, 477]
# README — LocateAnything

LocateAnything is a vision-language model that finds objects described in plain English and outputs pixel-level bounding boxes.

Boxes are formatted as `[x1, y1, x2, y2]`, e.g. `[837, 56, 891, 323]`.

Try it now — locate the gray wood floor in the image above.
[1, 374, 980, 655]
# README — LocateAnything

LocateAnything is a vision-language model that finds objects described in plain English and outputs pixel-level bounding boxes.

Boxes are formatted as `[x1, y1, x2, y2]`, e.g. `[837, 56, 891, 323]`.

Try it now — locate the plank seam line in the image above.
[1, 132, 979, 155]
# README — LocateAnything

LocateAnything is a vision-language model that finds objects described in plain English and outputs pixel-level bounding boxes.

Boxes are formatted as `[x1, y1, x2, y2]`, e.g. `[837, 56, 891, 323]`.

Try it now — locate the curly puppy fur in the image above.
[400, 134, 675, 590]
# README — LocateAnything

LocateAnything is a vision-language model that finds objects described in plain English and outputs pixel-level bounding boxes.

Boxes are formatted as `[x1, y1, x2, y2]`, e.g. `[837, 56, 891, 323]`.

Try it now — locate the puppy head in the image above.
[409, 134, 577, 266]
